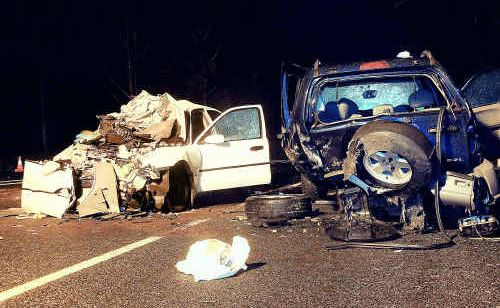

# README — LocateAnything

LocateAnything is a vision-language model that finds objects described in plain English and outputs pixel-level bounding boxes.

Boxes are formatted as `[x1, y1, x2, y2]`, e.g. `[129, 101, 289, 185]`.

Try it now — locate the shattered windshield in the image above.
[315, 76, 444, 123]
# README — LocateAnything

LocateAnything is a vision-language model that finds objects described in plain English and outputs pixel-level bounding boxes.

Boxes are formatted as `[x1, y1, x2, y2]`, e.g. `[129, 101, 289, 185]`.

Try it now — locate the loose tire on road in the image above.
[347, 121, 435, 195]
[244, 194, 312, 227]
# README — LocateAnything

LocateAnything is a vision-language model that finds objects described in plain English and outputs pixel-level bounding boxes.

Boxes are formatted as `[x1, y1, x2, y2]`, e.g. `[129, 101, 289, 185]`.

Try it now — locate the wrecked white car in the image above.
[22, 91, 271, 217]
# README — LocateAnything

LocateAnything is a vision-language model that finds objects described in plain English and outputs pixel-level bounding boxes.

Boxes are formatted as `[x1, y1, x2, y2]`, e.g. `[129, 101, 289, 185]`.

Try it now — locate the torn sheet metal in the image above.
[77, 162, 120, 217]
[21, 161, 75, 218]
[106, 90, 187, 142]
[54, 143, 90, 169]
[75, 130, 102, 144]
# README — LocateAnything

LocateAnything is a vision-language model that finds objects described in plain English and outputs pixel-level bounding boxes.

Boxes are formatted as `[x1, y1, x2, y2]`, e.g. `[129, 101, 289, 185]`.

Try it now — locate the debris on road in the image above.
[175, 218, 211, 230]
[176, 236, 250, 282]
[77, 162, 120, 217]
[234, 215, 247, 221]
[21, 161, 75, 218]
[0, 208, 25, 218]
[16, 213, 46, 220]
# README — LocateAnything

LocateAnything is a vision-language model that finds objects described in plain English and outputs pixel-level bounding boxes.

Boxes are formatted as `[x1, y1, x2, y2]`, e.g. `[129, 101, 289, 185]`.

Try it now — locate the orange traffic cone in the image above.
[14, 156, 24, 173]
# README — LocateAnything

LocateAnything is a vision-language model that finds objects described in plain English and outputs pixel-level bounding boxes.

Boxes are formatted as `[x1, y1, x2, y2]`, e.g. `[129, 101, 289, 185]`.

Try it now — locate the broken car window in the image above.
[462, 68, 500, 107]
[209, 108, 261, 142]
[316, 76, 444, 123]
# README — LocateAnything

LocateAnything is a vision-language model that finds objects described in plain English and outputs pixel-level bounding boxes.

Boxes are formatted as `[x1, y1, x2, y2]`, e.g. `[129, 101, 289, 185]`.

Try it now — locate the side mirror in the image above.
[204, 134, 225, 144]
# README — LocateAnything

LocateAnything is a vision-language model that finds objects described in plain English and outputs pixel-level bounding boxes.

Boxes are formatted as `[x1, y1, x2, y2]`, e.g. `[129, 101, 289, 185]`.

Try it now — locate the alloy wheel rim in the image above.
[363, 151, 412, 185]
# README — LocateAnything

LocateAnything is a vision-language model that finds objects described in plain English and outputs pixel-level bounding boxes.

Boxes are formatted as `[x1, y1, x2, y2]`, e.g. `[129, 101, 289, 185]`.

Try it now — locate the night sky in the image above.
[0, 0, 498, 172]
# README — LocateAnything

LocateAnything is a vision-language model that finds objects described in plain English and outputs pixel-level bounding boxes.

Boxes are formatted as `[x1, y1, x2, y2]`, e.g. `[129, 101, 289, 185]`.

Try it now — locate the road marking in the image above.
[0, 236, 162, 302]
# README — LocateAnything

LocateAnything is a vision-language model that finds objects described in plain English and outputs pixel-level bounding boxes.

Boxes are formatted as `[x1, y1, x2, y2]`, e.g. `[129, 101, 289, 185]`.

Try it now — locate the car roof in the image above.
[313, 56, 437, 78]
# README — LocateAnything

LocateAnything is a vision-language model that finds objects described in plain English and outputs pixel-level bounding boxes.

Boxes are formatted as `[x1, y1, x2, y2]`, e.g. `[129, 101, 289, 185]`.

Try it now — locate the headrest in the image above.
[408, 89, 434, 108]
[319, 98, 358, 122]
[373, 104, 394, 115]
[337, 98, 358, 119]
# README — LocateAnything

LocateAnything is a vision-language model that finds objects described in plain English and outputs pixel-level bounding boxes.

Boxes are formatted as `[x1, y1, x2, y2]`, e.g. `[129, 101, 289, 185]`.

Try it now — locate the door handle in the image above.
[250, 145, 264, 151]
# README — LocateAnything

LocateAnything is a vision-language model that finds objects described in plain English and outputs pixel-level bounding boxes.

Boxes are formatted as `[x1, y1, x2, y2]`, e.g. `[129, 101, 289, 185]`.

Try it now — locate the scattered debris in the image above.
[98, 213, 123, 221]
[21, 161, 75, 218]
[78, 162, 120, 217]
[128, 211, 149, 218]
[234, 215, 247, 221]
[16, 213, 46, 220]
[176, 236, 250, 281]
[0, 208, 25, 218]
[183, 218, 210, 229]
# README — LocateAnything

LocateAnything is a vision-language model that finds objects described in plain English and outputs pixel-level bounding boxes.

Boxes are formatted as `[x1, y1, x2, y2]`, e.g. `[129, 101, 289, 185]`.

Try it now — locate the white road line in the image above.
[0, 236, 162, 302]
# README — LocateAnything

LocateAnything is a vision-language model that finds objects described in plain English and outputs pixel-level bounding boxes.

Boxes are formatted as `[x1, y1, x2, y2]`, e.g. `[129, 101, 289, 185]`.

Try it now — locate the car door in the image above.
[462, 68, 500, 159]
[194, 105, 271, 192]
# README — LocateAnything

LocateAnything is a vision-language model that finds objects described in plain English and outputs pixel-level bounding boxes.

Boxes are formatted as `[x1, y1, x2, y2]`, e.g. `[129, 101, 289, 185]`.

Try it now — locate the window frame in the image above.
[197, 106, 263, 144]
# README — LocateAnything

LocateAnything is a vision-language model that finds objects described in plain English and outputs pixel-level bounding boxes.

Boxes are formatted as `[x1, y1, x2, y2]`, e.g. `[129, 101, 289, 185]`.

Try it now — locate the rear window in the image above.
[315, 76, 444, 123]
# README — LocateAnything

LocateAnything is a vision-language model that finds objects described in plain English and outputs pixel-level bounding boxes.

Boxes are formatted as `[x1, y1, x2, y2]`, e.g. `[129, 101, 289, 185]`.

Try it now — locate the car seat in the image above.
[408, 89, 435, 108]
[318, 98, 359, 123]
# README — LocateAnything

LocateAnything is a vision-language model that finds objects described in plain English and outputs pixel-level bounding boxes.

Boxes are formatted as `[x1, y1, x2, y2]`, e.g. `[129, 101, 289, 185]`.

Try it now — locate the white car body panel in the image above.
[195, 105, 271, 192]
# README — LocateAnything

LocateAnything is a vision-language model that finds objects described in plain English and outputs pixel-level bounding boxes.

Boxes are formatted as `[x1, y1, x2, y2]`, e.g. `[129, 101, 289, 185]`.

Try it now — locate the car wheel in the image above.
[346, 121, 435, 195]
[244, 194, 312, 227]
[165, 165, 193, 212]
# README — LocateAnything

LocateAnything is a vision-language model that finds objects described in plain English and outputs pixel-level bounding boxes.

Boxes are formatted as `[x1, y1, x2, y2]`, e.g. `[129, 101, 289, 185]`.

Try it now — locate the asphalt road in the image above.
[0, 190, 498, 307]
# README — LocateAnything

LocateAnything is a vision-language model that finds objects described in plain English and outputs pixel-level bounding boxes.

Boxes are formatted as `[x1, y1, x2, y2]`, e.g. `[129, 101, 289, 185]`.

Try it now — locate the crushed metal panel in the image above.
[21, 161, 75, 218]
[53, 143, 90, 169]
[77, 162, 120, 217]
[106, 90, 189, 142]
[473, 159, 498, 197]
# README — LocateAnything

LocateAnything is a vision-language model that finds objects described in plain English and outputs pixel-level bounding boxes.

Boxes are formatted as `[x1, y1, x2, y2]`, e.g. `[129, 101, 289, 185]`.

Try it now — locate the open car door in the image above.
[462, 68, 500, 159]
[195, 105, 271, 192]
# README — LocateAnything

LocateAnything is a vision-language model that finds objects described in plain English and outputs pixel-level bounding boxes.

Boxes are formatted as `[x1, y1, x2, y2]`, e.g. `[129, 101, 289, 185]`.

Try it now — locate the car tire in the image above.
[244, 194, 312, 227]
[301, 174, 326, 201]
[165, 165, 194, 212]
[346, 121, 436, 195]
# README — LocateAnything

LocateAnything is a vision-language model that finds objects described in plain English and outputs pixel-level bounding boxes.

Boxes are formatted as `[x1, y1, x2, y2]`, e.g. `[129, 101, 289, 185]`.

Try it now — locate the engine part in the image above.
[433, 171, 491, 210]
[458, 215, 499, 236]
[336, 186, 368, 214]
[324, 218, 400, 242]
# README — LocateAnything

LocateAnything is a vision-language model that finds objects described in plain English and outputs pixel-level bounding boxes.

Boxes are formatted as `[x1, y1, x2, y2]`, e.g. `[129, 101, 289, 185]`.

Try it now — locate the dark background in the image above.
[0, 0, 498, 172]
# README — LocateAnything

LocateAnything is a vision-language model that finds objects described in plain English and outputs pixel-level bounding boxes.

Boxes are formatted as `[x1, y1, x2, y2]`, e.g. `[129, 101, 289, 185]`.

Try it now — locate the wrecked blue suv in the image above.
[281, 51, 499, 233]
